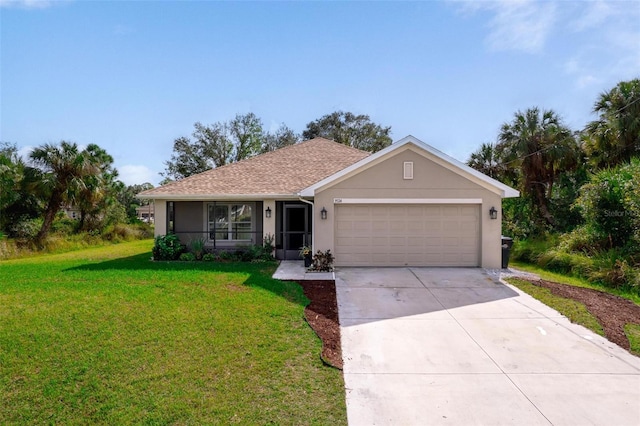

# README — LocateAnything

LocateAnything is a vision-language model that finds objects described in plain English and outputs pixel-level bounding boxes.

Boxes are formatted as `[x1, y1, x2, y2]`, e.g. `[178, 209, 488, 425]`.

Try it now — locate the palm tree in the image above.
[498, 108, 578, 226]
[584, 79, 640, 168]
[467, 142, 506, 181]
[75, 144, 117, 231]
[29, 141, 107, 242]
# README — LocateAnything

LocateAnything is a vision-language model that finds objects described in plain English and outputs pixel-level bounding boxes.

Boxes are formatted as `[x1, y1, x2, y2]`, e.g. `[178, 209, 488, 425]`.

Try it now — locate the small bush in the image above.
[536, 250, 594, 277]
[263, 233, 275, 258]
[189, 237, 206, 260]
[558, 225, 603, 255]
[311, 250, 334, 272]
[100, 223, 153, 242]
[590, 251, 639, 289]
[202, 253, 216, 261]
[179, 252, 196, 261]
[574, 159, 640, 249]
[218, 250, 236, 261]
[8, 217, 41, 239]
[510, 238, 556, 264]
[152, 234, 185, 261]
[51, 218, 77, 235]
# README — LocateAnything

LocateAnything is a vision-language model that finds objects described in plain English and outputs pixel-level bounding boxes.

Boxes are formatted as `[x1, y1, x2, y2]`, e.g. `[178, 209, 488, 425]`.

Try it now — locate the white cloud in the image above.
[456, 0, 557, 53]
[0, 0, 52, 9]
[576, 75, 599, 89]
[570, 0, 614, 32]
[118, 165, 157, 186]
[564, 1, 640, 89]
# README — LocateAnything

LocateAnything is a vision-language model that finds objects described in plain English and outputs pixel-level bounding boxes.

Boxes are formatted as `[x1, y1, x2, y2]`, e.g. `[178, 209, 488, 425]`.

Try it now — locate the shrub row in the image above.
[152, 234, 276, 263]
[511, 237, 640, 292]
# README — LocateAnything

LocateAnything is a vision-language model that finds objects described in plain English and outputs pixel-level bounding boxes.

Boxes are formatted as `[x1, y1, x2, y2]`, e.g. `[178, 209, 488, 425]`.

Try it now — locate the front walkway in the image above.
[337, 267, 640, 426]
[272, 260, 335, 281]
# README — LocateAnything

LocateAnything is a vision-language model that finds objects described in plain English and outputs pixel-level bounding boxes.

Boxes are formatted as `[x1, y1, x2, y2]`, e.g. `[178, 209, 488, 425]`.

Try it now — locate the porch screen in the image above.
[208, 203, 253, 241]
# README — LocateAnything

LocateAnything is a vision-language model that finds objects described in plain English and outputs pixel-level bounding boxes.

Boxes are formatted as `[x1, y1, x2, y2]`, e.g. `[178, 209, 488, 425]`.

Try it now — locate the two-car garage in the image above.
[334, 203, 480, 267]
[303, 136, 519, 269]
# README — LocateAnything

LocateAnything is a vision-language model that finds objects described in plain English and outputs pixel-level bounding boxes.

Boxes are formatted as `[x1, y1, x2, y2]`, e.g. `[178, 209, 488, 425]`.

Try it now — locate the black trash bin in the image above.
[501, 236, 513, 269]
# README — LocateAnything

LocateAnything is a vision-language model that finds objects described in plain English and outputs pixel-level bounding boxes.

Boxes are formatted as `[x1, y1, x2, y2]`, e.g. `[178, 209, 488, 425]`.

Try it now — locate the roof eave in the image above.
[136, 193, 303, 201]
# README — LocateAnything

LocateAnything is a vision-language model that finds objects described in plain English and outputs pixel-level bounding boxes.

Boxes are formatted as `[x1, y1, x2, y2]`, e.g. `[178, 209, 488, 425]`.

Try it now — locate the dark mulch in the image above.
[297, 280, 343, 369]
[521, 278, 640, 350]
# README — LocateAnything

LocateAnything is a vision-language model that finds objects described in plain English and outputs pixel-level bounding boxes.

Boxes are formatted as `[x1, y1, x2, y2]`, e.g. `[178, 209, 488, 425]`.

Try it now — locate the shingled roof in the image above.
[138, 138, 370, 199]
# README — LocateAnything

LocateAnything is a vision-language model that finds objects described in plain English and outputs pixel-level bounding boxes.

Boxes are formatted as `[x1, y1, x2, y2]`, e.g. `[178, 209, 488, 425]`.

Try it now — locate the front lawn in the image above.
[0, 240, 346, 425]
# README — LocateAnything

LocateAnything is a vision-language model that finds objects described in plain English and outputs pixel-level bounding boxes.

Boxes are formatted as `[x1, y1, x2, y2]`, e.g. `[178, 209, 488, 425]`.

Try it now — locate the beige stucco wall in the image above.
[313, 147, 504, 268]
[263, 199, 276, 242]
[154, 200, 167, 236]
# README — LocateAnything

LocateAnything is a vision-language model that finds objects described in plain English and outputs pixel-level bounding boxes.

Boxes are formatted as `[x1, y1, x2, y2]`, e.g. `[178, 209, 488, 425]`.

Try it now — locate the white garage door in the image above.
[335, 204, 480, 267]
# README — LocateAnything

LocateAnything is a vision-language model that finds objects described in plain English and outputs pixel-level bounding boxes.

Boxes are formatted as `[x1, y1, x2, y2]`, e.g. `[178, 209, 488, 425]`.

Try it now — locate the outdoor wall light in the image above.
[489, 206, 498, 220]
[320, 207, 327, 220]
[265, 206, 272, 218]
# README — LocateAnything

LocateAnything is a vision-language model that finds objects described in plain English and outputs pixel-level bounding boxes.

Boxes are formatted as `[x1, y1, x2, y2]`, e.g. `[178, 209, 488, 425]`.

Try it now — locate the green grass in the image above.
[505, 277, 605, 337]
[0, 240, 346, 425]
[510, 260, 640, 305]
[625, 324, 640, 356]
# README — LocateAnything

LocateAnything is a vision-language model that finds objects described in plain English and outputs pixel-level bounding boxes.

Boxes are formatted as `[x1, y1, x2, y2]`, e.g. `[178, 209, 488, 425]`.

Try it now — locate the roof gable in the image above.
[299, 135, 519, 198]
[138, 138, 370, 200]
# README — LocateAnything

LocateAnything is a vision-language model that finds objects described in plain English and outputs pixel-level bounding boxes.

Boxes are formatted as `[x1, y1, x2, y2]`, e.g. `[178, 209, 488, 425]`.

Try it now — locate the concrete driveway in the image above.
[336, 268, 640, 426]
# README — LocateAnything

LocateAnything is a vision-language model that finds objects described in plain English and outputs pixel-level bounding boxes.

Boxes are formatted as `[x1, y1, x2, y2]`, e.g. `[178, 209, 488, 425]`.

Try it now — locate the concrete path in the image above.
[272, 260, 335, 281]
[336, 268, 640, 426]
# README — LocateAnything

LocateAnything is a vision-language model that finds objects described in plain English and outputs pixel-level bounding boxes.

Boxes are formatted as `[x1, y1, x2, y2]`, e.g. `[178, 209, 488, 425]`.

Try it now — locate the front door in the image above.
[283, 204, 309, 260]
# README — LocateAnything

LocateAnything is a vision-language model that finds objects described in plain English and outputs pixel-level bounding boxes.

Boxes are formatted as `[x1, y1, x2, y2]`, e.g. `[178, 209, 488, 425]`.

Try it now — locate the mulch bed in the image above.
[519, 278, 640, 351]
[297, 280, 343, 369]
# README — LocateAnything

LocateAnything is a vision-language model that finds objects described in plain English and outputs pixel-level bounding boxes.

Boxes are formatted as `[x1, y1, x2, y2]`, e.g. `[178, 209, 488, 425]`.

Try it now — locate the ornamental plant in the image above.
[311, 249, 334, 272]
[299, 246, 312, 258]
[152, 234, 185, 260]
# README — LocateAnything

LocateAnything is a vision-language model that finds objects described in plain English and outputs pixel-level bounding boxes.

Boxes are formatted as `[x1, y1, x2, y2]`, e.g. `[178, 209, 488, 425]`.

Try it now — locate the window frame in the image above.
[206, 202, 255, 245]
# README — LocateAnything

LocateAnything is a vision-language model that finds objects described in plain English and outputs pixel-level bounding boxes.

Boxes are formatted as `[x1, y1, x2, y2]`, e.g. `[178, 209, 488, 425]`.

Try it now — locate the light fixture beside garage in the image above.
[320, 207, 327, 220]
[489, 206, 498, 220]
[265, 206, 272, 218]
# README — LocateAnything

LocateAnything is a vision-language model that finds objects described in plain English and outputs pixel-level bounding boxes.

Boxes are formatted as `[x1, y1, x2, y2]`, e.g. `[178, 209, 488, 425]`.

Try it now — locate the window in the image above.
[208, 203, 253, 242]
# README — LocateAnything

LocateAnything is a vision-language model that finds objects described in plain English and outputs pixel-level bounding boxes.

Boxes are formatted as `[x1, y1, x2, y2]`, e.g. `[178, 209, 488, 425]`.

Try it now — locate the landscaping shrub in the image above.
[218, 250, 235, 261]
[189, 237, 206, 260]
[102, 223, 153, 242]
[51, 218, 76, 235]
[8, 216, 41, 239]
[202, 253, 216, 261]
[311, 250, 334, 272]
[574, 159, 640, 249]
[557, 225, 604, 255]
[152, 234, 185, 261]
[510, 238, 556, 264]
[590, 251, 639, 289]
[263, 233, 275, 258]
[179, 252, 196, 261]
[536, 249, 593, 277]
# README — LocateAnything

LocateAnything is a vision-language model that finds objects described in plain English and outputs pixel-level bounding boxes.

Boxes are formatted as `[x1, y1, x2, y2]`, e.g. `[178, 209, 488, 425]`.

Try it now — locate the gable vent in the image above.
[403, 162, 414, 180]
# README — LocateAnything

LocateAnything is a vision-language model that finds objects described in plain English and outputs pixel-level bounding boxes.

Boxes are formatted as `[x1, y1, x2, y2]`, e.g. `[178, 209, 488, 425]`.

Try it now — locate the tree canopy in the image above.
[162, 114, 301, 181]
[302, 111, 392, 152]
[583, 78, 640, 168]
[28, 141, 116, 242]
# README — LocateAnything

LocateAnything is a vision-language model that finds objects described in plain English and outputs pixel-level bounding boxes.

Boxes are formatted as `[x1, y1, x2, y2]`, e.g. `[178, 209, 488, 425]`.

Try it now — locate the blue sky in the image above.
[1, 0, 639, 186]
